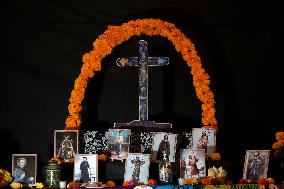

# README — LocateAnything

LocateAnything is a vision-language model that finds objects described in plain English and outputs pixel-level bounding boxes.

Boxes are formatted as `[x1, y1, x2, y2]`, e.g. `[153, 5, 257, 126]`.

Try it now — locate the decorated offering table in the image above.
[4, 19, 283, 189]
[34, 184, 283, 189]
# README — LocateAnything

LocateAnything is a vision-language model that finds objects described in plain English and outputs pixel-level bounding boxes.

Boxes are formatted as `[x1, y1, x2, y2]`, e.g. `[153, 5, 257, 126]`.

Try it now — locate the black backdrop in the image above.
[0, 0, 278, 183]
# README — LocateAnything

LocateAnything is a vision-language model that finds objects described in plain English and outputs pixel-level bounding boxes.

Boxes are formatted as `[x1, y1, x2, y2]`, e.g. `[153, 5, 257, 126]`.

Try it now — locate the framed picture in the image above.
[12, 154, 37, 186]
[243, 150, 270, 180]
[180, 149, 206, 178]
[124, 153, 150, 184]
[54, 130, 78, 162]
[192, 128, 216, 156]
[151, 132, 178, 162]
[74, 154, 98, 183]
[107, 129, 131, 160]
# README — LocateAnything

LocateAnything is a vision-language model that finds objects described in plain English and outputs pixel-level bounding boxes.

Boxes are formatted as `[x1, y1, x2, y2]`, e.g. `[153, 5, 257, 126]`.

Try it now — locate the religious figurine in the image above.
[158, 150, 172, 184]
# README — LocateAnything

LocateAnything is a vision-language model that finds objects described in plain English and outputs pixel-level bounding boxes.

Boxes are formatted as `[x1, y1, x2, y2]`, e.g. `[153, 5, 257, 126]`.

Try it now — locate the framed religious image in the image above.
[180, 149, 206, 178]
[192, 128, 216, 156]
[243, 150, 270, 180]
[74, 154, 98, 183]
[124, 153, 150, 184]
[151, 132, 178, 163]
[12, 154, 37, 186]
[54, 130, 78, 162]
[107, 129, 131, 160]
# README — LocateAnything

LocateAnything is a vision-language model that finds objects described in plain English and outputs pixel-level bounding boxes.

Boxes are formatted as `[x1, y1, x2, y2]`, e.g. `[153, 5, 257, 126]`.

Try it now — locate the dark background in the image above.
[0, 0, 279, 183]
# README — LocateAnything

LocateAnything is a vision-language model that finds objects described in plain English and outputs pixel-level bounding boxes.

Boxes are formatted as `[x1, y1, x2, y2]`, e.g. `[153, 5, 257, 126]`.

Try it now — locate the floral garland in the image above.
[65, 18, 217, 130]
[272, 131, 284, 159]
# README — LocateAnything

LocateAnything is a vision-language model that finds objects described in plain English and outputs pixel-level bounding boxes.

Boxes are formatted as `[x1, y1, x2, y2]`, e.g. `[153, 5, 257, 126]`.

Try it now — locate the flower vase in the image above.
[45, 161, 61, 187]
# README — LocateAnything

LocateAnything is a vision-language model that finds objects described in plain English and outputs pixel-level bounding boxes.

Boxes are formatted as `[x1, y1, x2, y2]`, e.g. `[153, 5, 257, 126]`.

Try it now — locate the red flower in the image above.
[257, 178, 267, 185]
[201, 178, 212, 185]
[122, 181, 135, 186]
[148, 179, 158, 185]
[226, 180, 233, 185]
[238, 179, 249, 184]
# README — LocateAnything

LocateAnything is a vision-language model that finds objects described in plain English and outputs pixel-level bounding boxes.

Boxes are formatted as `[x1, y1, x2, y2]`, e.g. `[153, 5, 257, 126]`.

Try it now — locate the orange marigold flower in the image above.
[65, 18, 217, 130]
[106, 181, 115, 187]
[272, 140, 284, 150]
[68, 158, 74, 163]
[276, 132, 284, 141]
[98, 154, 107, 161]
[184, 178, 198, 185]
[49, 156, 63, 165]
[210, 153, 221, 161]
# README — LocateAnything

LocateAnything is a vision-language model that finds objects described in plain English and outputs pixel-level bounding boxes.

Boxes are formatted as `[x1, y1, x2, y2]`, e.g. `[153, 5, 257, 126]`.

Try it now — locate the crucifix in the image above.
[130, 156, 145, 183]
[114, 40, 172, 128]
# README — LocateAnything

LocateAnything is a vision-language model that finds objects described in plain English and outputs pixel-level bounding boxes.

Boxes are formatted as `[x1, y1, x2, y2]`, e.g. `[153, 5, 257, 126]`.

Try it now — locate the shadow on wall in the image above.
[0, 128, 20, 171]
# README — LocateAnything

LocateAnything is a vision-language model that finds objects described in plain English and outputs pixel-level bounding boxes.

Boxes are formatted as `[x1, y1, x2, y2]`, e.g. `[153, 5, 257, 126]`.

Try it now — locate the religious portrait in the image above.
[243, 150, 270, 180]
[151, 132, 178, 162]
[124, 153, 150, 184]
[54, 130, 78, 162]
[12, 154, 37, 186]
[74, 154, 98, 183]
[180, 149, 206, 179]
[107, 129, 131, 160]
[192, 128, 216, 156]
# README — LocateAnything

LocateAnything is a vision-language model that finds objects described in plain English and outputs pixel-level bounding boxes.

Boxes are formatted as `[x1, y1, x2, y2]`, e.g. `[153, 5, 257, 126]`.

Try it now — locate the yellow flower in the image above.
[266, 178, 274, 184]
[210, 153, 221, 161]
[35, 182, 44, 188]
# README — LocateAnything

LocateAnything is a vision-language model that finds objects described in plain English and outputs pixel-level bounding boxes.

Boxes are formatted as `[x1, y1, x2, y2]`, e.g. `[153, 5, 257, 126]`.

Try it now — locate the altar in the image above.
[2, 19, 281, 189]
[38, 184, 283, 189]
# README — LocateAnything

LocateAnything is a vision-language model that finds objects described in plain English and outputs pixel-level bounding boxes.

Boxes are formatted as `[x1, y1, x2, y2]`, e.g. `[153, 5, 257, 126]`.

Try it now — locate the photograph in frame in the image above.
[12, 154, 37, 186]
[192, 128, 216, 156]
[54, 130, 78, 162]
[180, 149, 206, 179]
[151, 132, 178, 162]
[124, 153, 150, 184]
[74, 154, 98, 183]
[107, 129, 131, 160]
[243, 150, 270, 180]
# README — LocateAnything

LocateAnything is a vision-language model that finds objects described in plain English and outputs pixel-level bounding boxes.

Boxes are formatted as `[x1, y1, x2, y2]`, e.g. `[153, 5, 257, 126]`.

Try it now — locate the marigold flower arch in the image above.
[65, 18, 218, 130]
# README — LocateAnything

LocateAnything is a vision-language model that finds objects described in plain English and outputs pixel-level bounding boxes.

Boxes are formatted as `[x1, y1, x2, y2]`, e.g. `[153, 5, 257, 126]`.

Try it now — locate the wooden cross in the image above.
[115, 40, 172, 128]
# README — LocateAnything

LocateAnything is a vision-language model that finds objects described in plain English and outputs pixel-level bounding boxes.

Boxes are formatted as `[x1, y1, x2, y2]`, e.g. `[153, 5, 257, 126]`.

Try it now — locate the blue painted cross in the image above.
[114, 40, 172, 128]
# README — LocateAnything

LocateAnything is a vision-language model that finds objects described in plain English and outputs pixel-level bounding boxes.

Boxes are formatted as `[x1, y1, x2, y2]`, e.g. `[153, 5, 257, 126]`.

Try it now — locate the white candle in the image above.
[59, 181, 67, 188]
